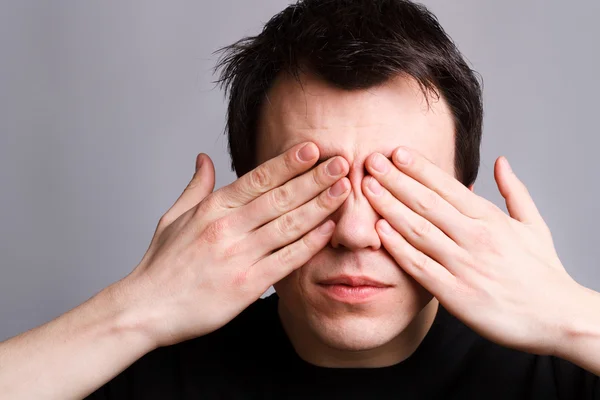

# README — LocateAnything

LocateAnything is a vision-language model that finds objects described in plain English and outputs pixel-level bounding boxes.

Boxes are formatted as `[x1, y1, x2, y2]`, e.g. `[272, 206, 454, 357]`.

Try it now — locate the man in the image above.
[1, 0, 599, 398]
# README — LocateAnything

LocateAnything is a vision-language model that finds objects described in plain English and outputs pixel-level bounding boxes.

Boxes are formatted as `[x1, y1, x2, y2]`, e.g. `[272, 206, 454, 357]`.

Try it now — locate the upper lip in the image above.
[318, 276, 391, 288]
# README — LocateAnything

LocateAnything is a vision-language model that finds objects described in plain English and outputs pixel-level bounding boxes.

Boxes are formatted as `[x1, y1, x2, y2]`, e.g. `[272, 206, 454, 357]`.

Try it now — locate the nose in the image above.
[329, 165, 382, 250]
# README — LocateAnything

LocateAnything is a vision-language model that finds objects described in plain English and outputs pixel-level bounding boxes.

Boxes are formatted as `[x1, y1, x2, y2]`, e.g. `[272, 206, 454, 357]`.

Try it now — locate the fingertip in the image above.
[495, 156, 512, 179]
[194, 154, 216, 192]
[318, 220, 335, 235]
[337, 155, 350, 171]
[297, 142, 319, 162]
[393, 147, 412, 166]
[339, 176, 352, 191]
[502, 156, 512, 174]
[361, 174, 370, 190]
[195, 153, 204, 172]
[377, 219, 394, 235]
[365, 152, 382, 170]
[197, 154, 215, 175]
[328, 177, 351, 198]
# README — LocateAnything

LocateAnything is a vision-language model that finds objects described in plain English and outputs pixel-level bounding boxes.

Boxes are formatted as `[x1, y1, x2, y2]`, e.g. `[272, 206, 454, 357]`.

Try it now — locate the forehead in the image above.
[256, 71, 456, 173]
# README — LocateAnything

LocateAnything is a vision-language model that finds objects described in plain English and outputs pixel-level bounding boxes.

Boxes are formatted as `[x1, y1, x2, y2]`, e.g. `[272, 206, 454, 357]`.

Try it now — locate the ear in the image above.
[468, 184, 474, 192]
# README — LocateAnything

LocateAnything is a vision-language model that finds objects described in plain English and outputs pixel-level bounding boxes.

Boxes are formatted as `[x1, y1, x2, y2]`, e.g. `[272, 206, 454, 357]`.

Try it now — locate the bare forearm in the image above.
[554, 283, 600, 377]
[0, 276, 157, 400]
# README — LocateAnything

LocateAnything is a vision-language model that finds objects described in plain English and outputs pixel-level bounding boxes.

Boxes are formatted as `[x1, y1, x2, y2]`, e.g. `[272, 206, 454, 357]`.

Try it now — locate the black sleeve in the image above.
[552, 356, 600, 400]
[84, 329, 232, 400]
[85, 297, 272, 399]
[85, 367, 135, 400]
[84, 344, 190, 400]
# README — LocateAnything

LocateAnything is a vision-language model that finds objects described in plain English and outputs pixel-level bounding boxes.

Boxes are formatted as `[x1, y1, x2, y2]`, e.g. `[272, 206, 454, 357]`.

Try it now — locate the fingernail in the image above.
[371, 153, 389, 173]
[394, 148, 411, 165]
[379, 219, 393, 235]
[318, 220, 335, 235]
[503, 157, 512, 173]
[326, 158, 344, 176]
[195, 154, 203, 172]
[298, 143, 318, 162]
[329, 179, 347, 197]
[367, 176, 382, 195]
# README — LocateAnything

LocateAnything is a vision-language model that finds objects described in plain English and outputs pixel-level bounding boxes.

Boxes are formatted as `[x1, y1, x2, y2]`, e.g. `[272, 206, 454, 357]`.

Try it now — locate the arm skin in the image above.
[361, 146, 600, 378]
[0, 276, 157, 400]
[555, 283, 600, 376]
[0, 144, 348, 399]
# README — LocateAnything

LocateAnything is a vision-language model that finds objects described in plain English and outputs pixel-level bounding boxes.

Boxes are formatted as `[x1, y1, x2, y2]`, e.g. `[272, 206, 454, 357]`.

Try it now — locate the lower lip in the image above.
[318, 284, 389, 303]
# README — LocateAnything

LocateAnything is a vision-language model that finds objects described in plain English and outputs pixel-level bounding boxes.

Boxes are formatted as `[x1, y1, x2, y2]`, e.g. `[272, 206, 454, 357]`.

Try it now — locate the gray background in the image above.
[0, 0, 598, 341]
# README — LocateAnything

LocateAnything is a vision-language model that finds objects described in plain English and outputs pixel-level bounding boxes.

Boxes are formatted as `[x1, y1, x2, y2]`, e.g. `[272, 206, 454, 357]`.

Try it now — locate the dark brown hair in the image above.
[214, 0, 483, 187]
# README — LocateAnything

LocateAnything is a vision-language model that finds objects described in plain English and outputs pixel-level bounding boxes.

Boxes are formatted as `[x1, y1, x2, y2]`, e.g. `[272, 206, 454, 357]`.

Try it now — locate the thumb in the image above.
[495, 156, 545, 227]
[164, 153, 216, 223]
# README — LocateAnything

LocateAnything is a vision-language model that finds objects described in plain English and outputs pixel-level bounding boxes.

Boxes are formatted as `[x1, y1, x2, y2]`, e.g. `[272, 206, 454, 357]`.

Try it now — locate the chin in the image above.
[308, 313, 415, 351]
[274, 266, 433, 353]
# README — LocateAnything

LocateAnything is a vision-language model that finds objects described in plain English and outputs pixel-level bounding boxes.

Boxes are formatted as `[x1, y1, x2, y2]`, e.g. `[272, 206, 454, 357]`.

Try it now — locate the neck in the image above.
[278, 298, 439, 368]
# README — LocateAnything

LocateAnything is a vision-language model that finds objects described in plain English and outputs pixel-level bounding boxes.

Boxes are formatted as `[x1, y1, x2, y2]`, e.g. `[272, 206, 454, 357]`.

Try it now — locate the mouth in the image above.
[317, 276, 392, 303]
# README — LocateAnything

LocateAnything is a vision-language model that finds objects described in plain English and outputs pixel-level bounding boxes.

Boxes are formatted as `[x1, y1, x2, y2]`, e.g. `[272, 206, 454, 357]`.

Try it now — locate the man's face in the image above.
[256, 71, 456, 352]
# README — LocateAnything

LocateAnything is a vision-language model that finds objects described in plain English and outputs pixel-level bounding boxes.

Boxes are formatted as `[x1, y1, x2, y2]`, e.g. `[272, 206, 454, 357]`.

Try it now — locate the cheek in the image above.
[273, 264, 319, 314]
[273, 269, 303, 303]
[273, 271, 298, 294]
[273, 270, 304, 321]
[403, 276, 435, 313]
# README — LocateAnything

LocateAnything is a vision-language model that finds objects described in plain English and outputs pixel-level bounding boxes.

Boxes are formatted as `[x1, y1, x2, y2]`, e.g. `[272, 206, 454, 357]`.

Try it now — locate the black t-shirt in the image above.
[87, 293, 599, 399]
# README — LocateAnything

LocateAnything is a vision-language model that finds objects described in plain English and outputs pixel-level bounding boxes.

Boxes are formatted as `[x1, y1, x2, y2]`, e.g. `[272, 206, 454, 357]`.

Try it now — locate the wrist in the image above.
[552, 281, 600, 361]
[102, 272, 162, 353]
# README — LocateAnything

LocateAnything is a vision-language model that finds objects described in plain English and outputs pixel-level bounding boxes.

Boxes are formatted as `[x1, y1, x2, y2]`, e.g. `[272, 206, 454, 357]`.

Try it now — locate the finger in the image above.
[495, 156, 546, 228]
[213, 142, 320, 209]
[376, 219, 458, 302]
[365, 152, 474, 245]
[251, 220, 336, 291]
[249, 178, 350, 256]
[369, 147, 491, 220]
[238, 156, 349, 232]
[160, 153, 216, 228]
[364, 176, 467, 275]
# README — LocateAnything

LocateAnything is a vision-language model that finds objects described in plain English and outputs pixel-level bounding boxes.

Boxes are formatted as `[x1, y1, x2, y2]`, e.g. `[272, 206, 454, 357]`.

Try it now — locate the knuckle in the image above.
[201, 217, 231, 244]
[277, 213, 301, 236]
[482, 201, 502, 220]
[270, 186, 294, 212]
[416, 191, 440, 212]
[196, 190, 226, 215]
[316, 189, 336, 210]
[231, 268, 249, 289]
[413, 219, 433, 238]
[249, 166, 272, 192]
[470, 222, 498, 253]
[221, 239, 244, 260]
[277, 245, 295, 267]
[284, 148, 299, 171]
[185, 178, 200, 191]
[208, 190, 228, 209]
[157, 213, 174, 230]
[414, 253, 431, 271]
[302, 231, 321, 253]
[313, 163, 330, 186]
